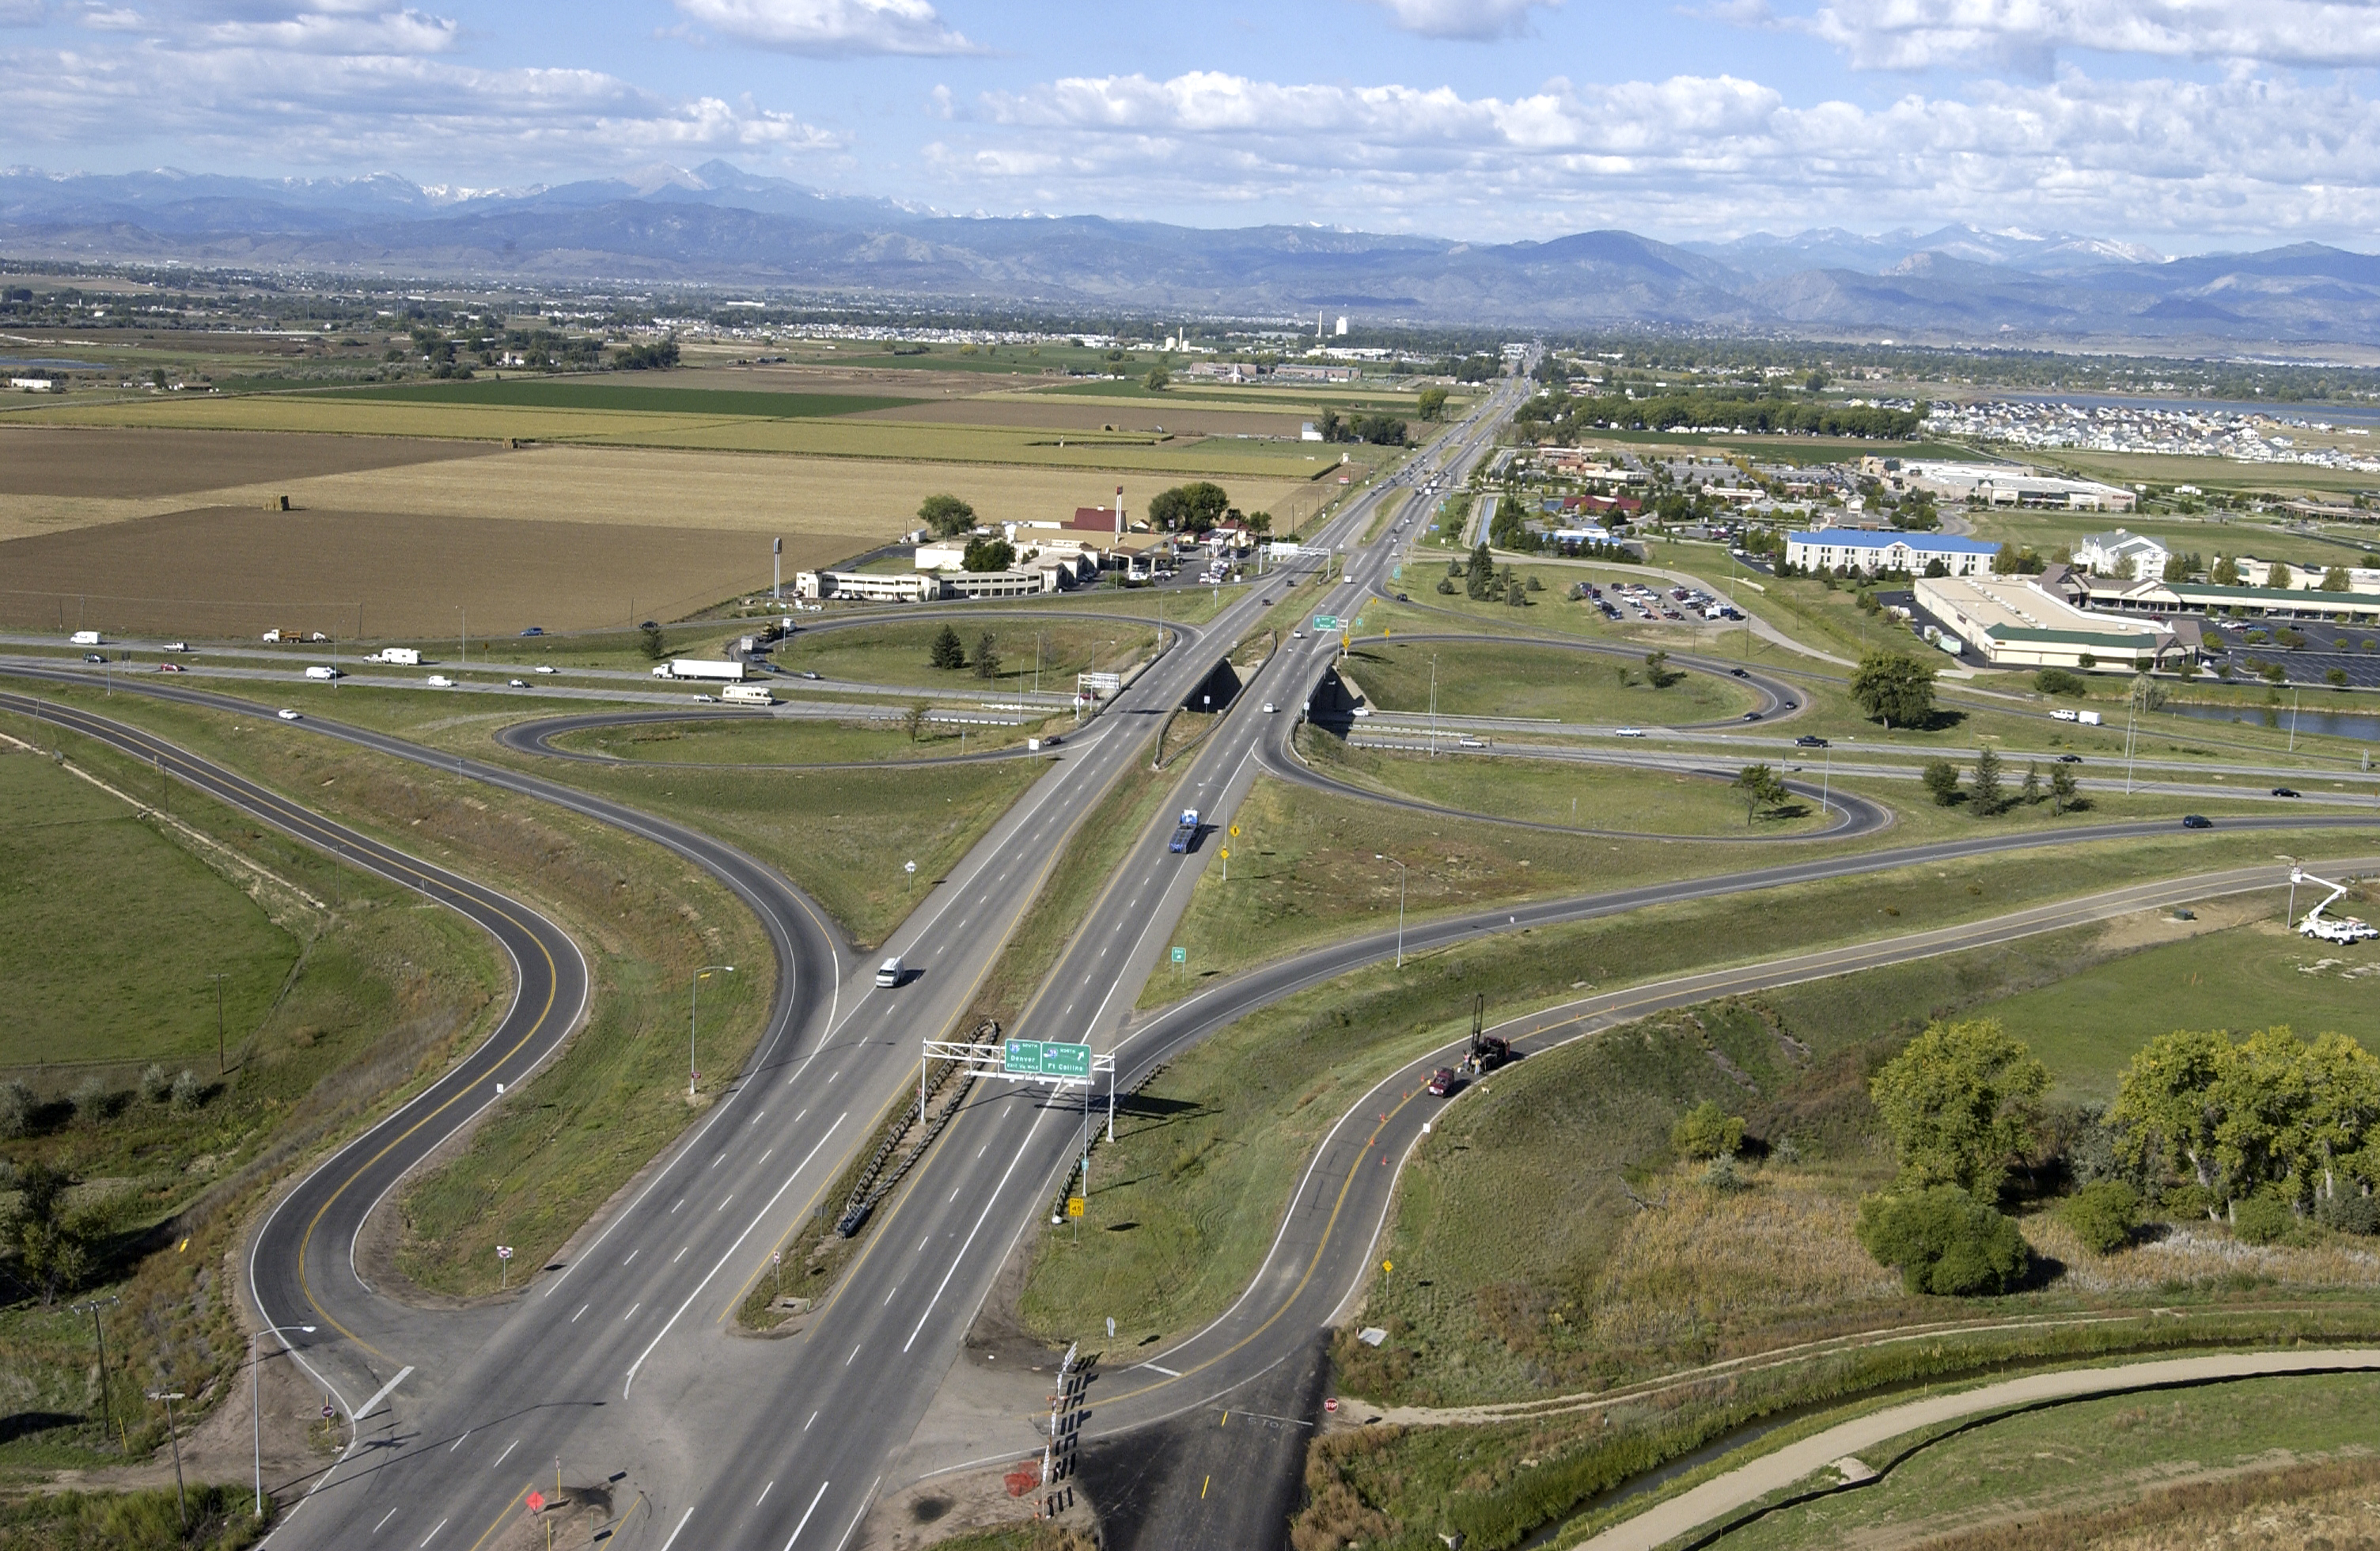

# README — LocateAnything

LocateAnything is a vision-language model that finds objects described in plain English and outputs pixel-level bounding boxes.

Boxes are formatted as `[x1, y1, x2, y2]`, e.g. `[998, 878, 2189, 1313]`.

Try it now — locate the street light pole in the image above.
[690, 965, 733, 1097]
[1376, 854, 1408, 968]
[251, 1323, 314, 1517]
[208, 973, 228, 1075]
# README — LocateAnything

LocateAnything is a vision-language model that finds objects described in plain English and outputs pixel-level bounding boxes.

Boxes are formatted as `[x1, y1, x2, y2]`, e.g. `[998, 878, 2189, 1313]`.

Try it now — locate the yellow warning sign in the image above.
[1067, 1197, 1086, 1219]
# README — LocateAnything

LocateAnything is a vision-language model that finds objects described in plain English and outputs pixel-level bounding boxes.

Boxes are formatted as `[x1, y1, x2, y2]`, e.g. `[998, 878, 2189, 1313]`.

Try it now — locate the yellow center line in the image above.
[461, 1480, 533, 1551]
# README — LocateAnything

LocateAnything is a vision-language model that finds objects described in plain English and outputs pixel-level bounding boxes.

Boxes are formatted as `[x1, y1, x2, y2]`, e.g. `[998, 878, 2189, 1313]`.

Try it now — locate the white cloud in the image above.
[198, 7, 460, 55]
[673, 0, 982, 56]
[0, 35, 841, 171]
[954, 66, 2380, 242]
[1359, 0, 1556, 40]
[1796, 0, 2380, 71]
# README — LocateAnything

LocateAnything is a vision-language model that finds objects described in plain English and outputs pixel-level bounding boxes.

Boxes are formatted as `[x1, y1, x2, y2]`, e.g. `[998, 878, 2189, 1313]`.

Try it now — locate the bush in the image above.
[2033, 667, 2089, 696]
[2163, 1181, 2219, 1221]
[0, 1082, 27, 1140]
[170, 1069, 203, 1110]
[2316, 1191, 2380, 1235]
[138, 1064, 170, 1104]
[1921, 759, 1961, 806]
[2063, 1181, 2140, 1253]
[1855, 1186, 2030, 1295]
[2231, 1194, 2298, 1246]
[1671, 1099, 1745, 1161]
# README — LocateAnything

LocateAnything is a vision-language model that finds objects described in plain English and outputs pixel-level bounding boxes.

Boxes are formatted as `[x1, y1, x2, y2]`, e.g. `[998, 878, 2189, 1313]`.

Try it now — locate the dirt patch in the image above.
[0, 424, 495, 502]
[2091, 894, 2271, 954]
[861, 1464, 1097, 1551]
[0, 504, 835, 636]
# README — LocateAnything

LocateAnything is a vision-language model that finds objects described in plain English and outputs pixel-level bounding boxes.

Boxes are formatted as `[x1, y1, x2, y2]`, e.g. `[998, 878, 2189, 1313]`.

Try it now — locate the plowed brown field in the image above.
[0, 506, 804, 638]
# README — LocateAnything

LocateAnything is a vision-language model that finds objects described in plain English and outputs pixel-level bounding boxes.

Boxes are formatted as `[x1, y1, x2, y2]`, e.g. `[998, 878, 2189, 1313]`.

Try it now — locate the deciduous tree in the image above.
[1869, 1018, 2048, 1196]
[1850, 650, 1937, 730]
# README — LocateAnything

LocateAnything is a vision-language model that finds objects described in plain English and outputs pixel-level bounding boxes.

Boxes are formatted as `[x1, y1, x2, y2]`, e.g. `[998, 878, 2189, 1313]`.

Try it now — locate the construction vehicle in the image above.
[2294, 870, 2378, 943]
[1461, 994, 1510, 1075]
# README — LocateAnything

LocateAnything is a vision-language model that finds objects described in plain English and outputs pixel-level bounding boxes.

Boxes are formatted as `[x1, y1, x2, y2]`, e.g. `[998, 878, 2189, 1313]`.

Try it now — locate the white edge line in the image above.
[829, 1476, 881, 1551]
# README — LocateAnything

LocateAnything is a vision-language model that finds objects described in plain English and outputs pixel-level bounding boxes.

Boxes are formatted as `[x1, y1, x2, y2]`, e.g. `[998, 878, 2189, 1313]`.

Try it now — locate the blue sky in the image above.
[6, 0, 2380, 249]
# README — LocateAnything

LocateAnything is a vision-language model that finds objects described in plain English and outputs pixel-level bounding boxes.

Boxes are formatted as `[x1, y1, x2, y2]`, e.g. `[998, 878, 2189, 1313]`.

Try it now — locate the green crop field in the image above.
[332, 379, 925, 417]
[1343, 637, 1760, 723]
[0, 741, 298, 1071]
[774, 617, 1159, 692]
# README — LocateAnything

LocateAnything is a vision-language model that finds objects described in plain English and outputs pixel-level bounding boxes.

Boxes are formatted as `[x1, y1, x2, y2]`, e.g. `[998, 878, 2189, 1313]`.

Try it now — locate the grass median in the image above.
[1342, 636, 1758, 724]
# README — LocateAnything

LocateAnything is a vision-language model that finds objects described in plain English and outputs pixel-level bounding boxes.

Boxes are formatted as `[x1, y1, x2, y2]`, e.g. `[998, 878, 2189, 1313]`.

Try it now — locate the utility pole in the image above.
[1376, 855, 1408, 968]
[71, 1297, 118, 1449]
[149, 1390, 188, 1530]
[690, 965, 733, 1097]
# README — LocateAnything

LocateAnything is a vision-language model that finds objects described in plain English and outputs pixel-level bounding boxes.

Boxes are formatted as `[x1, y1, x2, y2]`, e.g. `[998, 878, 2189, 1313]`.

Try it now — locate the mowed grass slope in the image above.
[775, 618, 1158, 692]
[1303, 737, 1829, 836]
[0, 743, 297, 1070]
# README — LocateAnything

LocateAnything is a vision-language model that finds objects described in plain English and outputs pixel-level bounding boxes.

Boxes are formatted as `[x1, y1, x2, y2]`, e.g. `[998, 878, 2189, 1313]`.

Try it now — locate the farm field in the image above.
[8, 392, 1355, 476]
[333, 378, 923, 417]
[0, 506, 783, 637]
[1342, 637, 1761, 723]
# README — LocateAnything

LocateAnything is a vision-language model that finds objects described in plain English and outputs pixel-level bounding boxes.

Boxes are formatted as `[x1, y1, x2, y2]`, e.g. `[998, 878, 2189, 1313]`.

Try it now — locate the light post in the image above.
[1376, 854, 1408, 968]
[458, 605, 466, 668]
[70, 1296, 118, 1450]
[250, 1323, 314, 1517]
[148, 1390, 188, 1530]
[690, 965, 733, 1097]
[208, 973, 228, 1075]
[2283, 858, 2302, 928]
[1429, 654, 1438, 756]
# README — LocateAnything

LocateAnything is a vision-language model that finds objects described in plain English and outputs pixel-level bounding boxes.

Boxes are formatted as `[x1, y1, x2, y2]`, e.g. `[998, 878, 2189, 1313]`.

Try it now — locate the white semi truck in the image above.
[650, 658, 751, 683]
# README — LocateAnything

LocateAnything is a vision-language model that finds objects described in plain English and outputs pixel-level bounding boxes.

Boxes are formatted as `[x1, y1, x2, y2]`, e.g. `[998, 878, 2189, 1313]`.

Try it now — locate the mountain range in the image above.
[6, 161, 2379, 350]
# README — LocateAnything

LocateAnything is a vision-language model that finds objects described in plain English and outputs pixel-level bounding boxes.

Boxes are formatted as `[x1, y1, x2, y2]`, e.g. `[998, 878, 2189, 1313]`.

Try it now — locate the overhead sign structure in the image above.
[1313, 615, 1339, 630]
[1005, 1039, 1093, 1079]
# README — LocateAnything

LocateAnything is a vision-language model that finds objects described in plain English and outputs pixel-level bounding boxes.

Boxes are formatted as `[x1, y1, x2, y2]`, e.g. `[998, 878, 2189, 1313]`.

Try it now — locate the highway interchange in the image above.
[6, 372, 2378, 1550]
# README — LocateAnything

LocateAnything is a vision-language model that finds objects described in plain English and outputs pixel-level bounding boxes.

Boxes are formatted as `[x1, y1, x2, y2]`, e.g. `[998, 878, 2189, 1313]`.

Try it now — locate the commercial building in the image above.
[1915, 575, 2178, 669]
[794, 570, 942, 604]
[1897, 461, 2136, 512]
[2067, 573, 2380, 626]
[1786, 529, 2000, 577]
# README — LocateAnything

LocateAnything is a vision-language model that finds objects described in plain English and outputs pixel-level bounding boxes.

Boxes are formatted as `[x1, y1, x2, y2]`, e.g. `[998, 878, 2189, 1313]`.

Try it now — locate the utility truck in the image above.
[2295, 870, 2379, 943]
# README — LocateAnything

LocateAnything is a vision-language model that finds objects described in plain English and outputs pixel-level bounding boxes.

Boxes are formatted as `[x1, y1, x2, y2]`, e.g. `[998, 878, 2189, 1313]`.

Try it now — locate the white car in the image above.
[1457, 736, 1488, 749]
[507, 678, 529, 688]
[1262, 701, 1277, 713]
[162, 641, 191, 653]
[533, 664, 559, 675]
[1292, 629, 1305, 639]
[426, 674, 456, 688]
[1613, 726, 1647, 738]
[277, 708, 301, 721]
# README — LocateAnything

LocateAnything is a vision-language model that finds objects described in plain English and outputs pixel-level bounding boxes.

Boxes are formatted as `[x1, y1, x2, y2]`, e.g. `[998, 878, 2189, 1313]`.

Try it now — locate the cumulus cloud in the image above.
[1359, 0, 1556, 40]
[0, 24, 841, 170]
[1797, 0, 2380, 71]
[673, 0, 982, 55]
[198, 7, 460, 54]
[953, 66, 2380, 241]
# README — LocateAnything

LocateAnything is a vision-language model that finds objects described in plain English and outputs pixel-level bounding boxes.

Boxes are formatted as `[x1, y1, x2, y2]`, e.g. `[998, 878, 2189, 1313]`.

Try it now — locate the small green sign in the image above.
[1351, 616, 1366, 629]
[1170, 946, 1187, 964]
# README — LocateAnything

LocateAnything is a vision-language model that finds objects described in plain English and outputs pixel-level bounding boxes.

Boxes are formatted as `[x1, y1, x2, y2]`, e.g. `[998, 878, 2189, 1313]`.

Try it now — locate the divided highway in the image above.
[12, 373, 2363, 1549]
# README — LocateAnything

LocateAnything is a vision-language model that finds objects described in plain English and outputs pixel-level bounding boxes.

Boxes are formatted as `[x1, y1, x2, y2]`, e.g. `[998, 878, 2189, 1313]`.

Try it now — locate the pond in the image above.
[2165, 699, 2380, 748]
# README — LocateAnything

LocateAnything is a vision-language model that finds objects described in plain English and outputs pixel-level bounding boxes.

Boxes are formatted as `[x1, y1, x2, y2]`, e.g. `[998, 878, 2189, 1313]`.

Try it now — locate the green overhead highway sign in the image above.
[1003, 1038, 1093, 1079]
[1313, 616, 1338, 630]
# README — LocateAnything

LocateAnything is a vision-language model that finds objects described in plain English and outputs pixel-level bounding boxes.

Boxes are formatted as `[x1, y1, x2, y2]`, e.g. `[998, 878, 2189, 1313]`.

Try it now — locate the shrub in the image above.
[2063, 1181, 2141, 1254]
[170, 1069, 203, 1110]
[2163, 1181, 2219, 1221]
[0, 1082, 26, 1140]
[69, 1075, 108, 1125]
[1921, 759, 1961, 806]
[2033, 667, 2088, 696]
[138, 1064, 170, 1104]
[1855, 1186, 2030, 1295]
[2231, 1194, 2298, 1246]
[2317, 1191, 2380, 1235]
[1671, 1099, 1745, 1161]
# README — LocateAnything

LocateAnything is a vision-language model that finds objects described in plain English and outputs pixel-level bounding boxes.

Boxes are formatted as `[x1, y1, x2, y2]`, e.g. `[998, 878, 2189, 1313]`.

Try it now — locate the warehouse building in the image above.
[1916, 574, 2179, 669]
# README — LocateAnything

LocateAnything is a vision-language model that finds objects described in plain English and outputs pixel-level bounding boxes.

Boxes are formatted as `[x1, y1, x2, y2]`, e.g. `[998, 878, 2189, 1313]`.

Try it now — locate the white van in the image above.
[874, 957, 904, 988]
[425, 674, 456, 688]
[304, 665, 342, 680]
[69, 630, 100, 646]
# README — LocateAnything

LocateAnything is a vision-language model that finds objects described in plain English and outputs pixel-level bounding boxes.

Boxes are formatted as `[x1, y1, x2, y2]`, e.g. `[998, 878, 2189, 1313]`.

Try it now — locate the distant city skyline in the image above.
[4, 0, 2378, 251]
